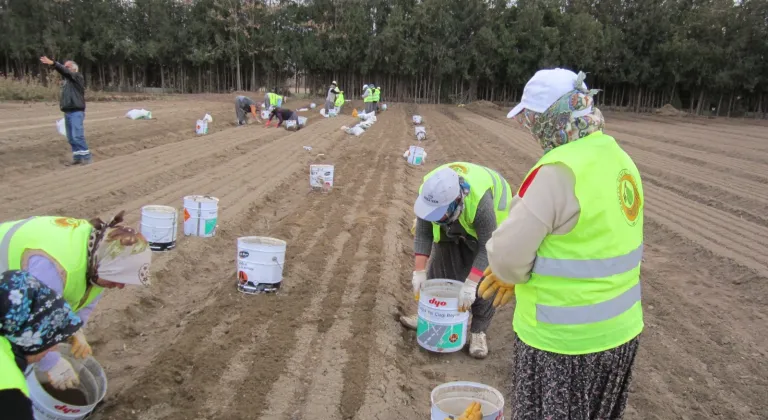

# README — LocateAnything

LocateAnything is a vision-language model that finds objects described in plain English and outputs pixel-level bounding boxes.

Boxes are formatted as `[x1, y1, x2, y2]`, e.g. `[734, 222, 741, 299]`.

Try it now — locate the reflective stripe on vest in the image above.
[537, 282, 642, 325]
[0, 217, 35, 272]
[533, 243, 643, 279]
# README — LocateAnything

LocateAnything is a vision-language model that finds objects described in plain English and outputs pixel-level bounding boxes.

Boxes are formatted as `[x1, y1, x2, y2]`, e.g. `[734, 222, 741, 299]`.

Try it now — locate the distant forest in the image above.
[1, 0, 766, 116]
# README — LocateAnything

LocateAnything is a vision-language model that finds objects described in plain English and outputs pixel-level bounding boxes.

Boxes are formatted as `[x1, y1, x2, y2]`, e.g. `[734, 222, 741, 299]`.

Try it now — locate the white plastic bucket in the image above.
[237, 236, 287, 294]
[140, 205, 178, 251]
[417, 279, 469, 353]
[196, 120, 208, 135]
[310, 165, 334, 192]
[310, 103, 317, 109]
[261, 110, 271, 120]
[415, 126, 427, 141]
[183, 195, 219, 237]
[413, 115, 423, 124]
[26, 344, 107, 420]
[407, 146, 426, 165]
[431, 381, 505, 420]
[381, 104, 388, 111]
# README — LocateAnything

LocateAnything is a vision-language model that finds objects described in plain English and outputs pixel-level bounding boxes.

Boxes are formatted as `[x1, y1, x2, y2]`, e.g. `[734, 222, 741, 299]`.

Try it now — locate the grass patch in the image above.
[0, 74, 165, 103]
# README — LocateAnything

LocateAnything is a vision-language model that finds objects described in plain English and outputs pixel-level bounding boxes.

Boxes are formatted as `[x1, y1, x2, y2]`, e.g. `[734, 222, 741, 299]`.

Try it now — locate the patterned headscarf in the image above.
[436, 177, 471, 226]
[516, 71, 605, 153]
[0, 270, 82, 355]
[87, 211, 152, 286]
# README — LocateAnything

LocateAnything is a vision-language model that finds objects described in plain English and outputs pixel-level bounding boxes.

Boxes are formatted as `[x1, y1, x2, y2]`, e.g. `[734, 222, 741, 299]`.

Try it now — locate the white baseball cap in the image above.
[507, 68, 587, 118]
[414, 168, 460, 222]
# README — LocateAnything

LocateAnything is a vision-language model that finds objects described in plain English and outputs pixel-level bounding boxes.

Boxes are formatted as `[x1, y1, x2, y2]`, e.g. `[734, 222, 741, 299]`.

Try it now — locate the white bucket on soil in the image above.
[261, 110, 271, 120]
[413, 115, 423, 124]
[310, 165, 334, 192]
[415, 126, 427, 141]
[417, 279, 469, 353]
[406, 146, 426, 165]
[26, 344, 107, 420]
[431, 381, 505, 420]
[195, 119, 208, 135]
[140, 205, 178, 251]
[237, 236, 287, 294]
[183, 195, 219, 237]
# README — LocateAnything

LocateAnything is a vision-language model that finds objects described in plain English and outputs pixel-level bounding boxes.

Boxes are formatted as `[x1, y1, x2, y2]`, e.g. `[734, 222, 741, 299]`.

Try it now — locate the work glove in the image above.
[455, 401, 483, 420]
[478, 267, 515, 308]
[45, 358, 80, 390]
[458, 279, 479, 312]
[412, 270, 427, 301]
[69, 330, 92, 359]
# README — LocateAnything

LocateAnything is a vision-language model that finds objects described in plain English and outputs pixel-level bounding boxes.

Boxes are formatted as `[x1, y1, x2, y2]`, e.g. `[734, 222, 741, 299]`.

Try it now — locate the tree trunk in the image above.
[251, 57, 256, 92]
[716, 94, 723, 117]
[696, 89, 705, 115]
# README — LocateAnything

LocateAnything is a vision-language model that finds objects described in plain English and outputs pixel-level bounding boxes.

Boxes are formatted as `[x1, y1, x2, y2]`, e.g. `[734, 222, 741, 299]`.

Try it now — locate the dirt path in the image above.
[0, 98, 765, 420]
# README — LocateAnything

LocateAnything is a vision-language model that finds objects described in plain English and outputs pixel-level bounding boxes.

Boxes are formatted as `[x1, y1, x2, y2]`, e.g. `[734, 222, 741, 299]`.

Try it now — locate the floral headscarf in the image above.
[87, 211, 152, 286]
[436, 177, 471, 226]
[516, 71, 605, 153]
[0, 270, 82, 355]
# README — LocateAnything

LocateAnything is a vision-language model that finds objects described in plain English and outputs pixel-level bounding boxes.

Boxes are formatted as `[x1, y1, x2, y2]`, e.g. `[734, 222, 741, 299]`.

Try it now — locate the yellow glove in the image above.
[455, 401, 483, 420]
[478, 267, 515, 308]
[69, 330, 92, 359]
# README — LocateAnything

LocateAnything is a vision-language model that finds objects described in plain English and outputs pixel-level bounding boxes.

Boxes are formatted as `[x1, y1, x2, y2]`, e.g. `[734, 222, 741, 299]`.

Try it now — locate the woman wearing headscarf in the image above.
[0, 211, 152, 390]
[482, 69, 644, 419]
[1, 270, 83, 420]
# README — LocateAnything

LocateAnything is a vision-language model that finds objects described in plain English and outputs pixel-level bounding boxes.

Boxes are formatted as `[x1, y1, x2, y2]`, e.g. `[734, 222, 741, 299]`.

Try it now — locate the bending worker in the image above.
[264, 90, 285, 110]
[0, 212, 153, 391]
[325, 81, 340, 115]
[483, 68, 644, 419]
[1, 270, 84, 419]
[400, 162, 512, 359]
[362, 84, 375, 114]
[266, 107, 301, 130]
[235, 95, 261, 126]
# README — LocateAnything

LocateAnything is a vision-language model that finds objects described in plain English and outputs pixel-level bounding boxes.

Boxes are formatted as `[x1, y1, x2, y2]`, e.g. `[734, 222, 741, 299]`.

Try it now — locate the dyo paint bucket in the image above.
[183, 195, 219, 237]
[417, 279, 469, 353]
[407, 146, 426, 165]
[140, 205, 178, 251]
[26, 343, 108, 420]
[415, 126, 427, 141]
[310, 165, 334, 193]
[430, 381, 505, 420]
[237, 236, 287, 294]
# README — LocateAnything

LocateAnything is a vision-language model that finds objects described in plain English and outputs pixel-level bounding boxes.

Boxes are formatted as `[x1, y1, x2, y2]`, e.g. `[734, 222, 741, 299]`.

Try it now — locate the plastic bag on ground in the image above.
[56, 118, 66, 137]
[203, 113, 213, 123]
[320, 108, 327, 118]
[126, 109, 152, 120]
[342, 125, 365, 137]
[310, 103, 317, 109]
[415, 126, 427, 141]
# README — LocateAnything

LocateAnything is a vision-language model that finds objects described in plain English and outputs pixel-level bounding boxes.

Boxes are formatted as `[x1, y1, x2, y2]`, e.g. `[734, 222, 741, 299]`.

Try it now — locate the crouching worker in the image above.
[266, 107, 302, 130]
[235, 95, 262, 126]
[1, 270, 83, 420]
[399, 162, 512, 359]
[0, 212, 152, 390]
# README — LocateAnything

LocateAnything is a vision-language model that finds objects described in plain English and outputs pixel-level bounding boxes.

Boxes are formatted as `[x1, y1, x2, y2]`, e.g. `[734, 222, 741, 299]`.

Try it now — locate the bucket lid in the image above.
[238, 236, 287, 247]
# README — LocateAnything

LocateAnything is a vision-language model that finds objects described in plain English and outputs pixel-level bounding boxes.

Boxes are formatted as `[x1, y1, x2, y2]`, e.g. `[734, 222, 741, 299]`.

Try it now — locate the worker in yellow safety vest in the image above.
[0, 269, 84, 419]
[264, 90, 285, 110]
[372, 85, 381, 112]
[334, 90, 345, 114]
[400, 162, 512, 359]
[483, 68, 644, 419]
[362, 84, 375, 114]
[0, 211, 152, 391]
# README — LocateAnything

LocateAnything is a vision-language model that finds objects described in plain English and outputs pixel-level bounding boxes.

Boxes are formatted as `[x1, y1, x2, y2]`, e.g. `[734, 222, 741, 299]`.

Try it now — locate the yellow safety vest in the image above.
[419, 162, 512, 242]
[514, 132, 644, 355]
[335, 91, 345, 107]
[0, 337, 28, 397]
[268, 93, 283, 107]
[0, 217, 103, 312]
[363, 88, 374, 103]
[373, 88, 381, 102]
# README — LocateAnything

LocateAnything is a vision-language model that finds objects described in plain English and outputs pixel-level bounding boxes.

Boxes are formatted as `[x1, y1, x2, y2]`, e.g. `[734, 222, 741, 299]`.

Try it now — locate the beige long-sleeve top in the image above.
[486, 163, 581, 284]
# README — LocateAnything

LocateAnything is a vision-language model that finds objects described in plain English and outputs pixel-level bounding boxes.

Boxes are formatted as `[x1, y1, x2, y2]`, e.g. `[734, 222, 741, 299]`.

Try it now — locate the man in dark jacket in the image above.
[40, 56, 91, 165]
[266, 107, 301, 130]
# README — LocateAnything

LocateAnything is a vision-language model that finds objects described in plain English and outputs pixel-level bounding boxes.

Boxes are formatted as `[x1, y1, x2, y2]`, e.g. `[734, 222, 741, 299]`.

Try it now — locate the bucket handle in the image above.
[272, 256, 283, 270]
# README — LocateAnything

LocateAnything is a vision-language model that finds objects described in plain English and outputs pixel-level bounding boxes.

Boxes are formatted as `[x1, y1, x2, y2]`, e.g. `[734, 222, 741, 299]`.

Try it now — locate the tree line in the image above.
[1, 0, 766, 116]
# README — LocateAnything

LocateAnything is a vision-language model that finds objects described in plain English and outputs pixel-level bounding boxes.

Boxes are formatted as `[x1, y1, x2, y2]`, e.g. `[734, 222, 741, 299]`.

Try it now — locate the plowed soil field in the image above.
[1, 95, 766, 420]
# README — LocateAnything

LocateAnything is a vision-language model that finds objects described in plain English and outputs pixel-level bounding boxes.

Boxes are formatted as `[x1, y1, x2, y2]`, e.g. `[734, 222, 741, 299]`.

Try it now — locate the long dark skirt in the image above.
[512, 334, 639, 420]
